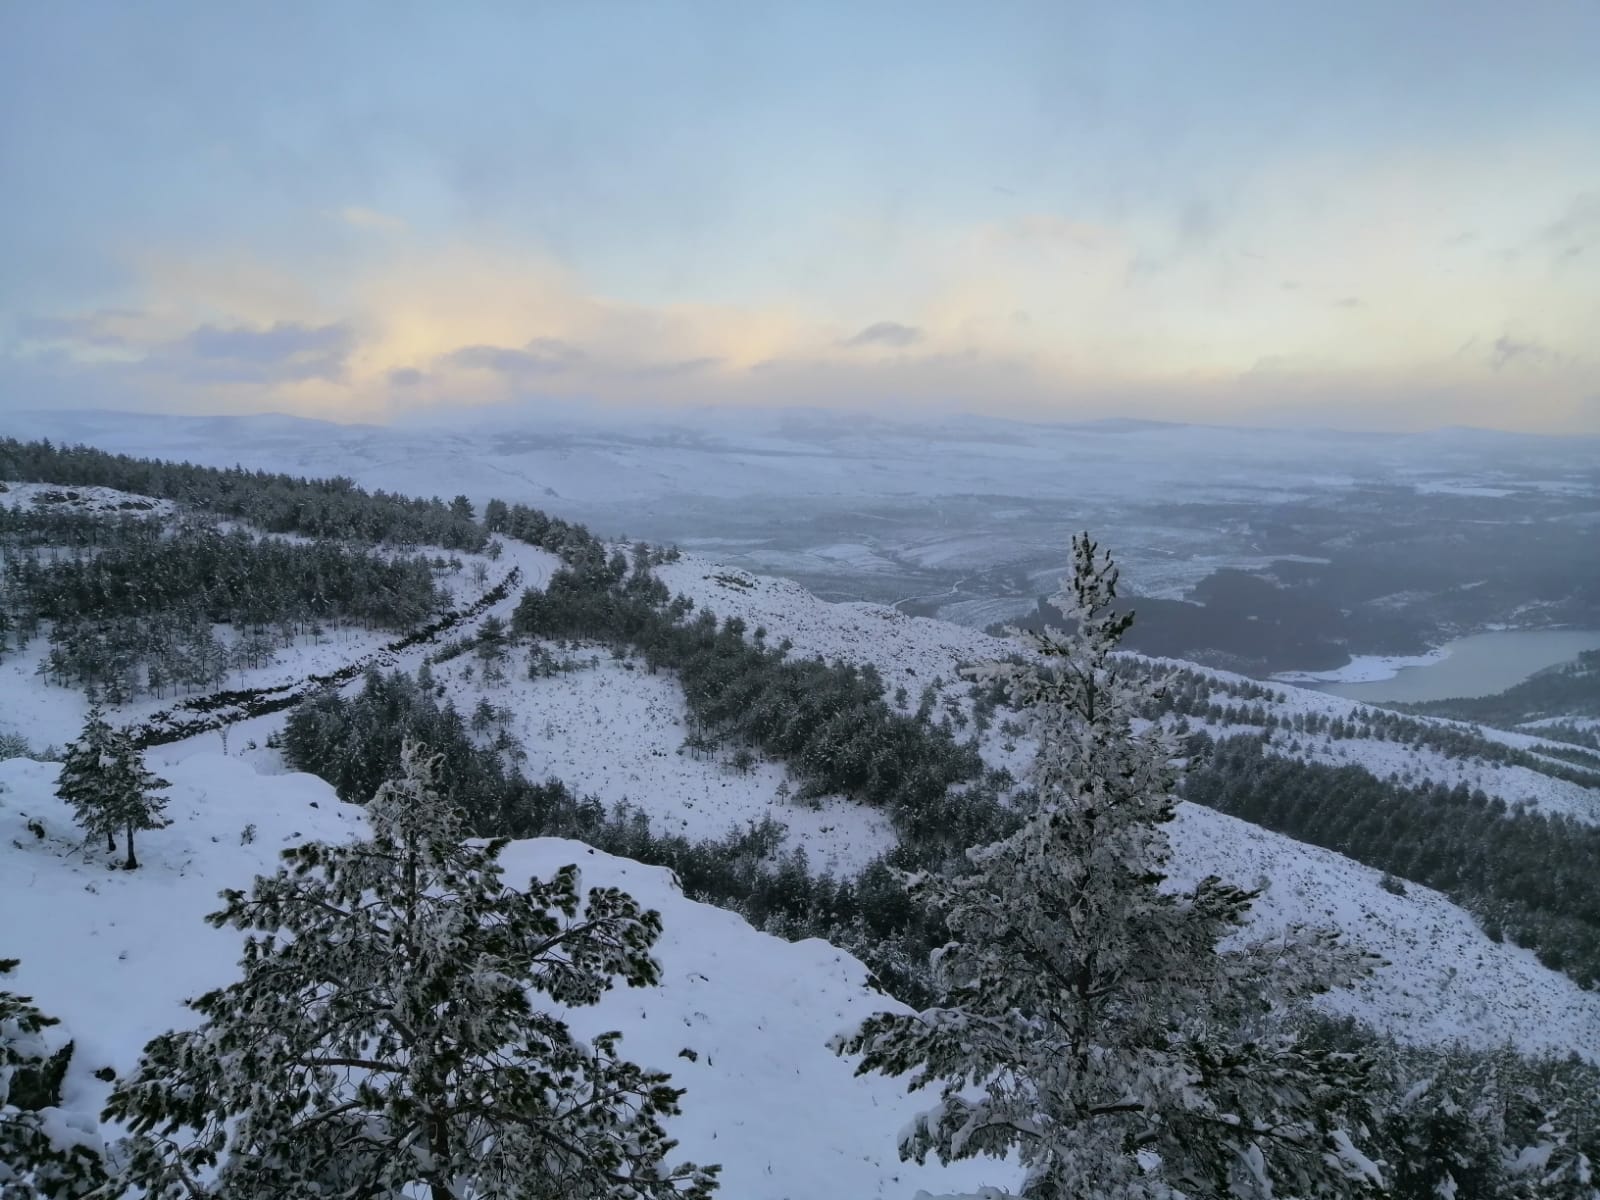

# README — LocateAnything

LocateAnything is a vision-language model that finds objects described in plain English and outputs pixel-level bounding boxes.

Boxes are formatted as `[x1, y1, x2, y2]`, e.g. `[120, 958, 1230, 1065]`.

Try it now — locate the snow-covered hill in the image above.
[1167, 805, 1600, 1057]
[0, 506, 563, 758]
[4, 489, 1597, 1126]
[654, 554, 1600, 825]
[0, 752, 1017, 1199]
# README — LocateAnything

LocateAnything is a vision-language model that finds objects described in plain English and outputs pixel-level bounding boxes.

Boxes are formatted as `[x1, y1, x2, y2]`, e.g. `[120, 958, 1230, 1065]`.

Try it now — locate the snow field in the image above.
[427, 645, 898, 875]
[1168, 805, 1600, 1060]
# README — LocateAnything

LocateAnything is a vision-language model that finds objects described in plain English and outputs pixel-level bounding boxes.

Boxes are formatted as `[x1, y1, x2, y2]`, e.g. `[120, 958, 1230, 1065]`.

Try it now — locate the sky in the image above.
[1, 1, 1597, 433]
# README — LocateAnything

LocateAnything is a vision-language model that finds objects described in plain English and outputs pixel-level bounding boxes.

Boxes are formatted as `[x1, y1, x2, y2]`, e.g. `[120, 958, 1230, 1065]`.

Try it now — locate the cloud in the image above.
[1538, 193, 1600, 263]
[445, 337, 586, 377]
[841, 321, 923, 349]
[387, 366, 424, 387]
[172, 320, 355, 383]
[1489, 334, 1560, 372]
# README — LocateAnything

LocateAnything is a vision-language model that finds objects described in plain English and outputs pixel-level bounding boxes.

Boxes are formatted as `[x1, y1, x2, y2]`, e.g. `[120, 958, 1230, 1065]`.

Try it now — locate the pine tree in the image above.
[104, 735, 169, 871]
[56, 712, 169, 869]
[54, 708, 120, 855]
[103, 744, 719, 1200]
[834, 534, 1384, 1200]
[0, 958, 107, 1199]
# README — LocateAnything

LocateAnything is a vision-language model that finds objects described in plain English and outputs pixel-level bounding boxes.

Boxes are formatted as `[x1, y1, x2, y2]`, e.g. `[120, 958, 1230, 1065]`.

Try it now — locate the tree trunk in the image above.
[123, 821, 138, 870]
[106, 830, 116, 852]
[428, 1112, 451, 1200]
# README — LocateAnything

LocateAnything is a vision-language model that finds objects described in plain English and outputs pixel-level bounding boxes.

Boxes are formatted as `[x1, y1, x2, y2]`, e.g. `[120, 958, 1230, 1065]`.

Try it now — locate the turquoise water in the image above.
[1313, 630, 1600, 704]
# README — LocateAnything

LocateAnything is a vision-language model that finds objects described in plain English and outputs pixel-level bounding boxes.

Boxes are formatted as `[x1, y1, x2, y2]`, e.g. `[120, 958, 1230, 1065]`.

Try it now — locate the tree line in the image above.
[509, 546, 1016, 858]
[3, 510, 448, 702]
[1, 437, 488, 551]
[281, 663, 955, 1005]
[1182, 732, 1600, 989]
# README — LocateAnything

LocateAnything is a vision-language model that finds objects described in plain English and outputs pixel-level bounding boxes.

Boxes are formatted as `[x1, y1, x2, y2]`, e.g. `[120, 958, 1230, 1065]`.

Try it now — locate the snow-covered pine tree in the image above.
[1, 958, 107, 1199]
[834, 533, 1385, 1200]
[55, 708, 121, 855]
[102, 734, 169, 872]
[56, 712, 170, 869]
[102, 743, 719, 1200]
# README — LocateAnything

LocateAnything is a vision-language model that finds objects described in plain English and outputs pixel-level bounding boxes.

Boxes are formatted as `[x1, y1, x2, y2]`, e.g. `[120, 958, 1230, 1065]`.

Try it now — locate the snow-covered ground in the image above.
[427, 646, 898, 875]
[0, 752, 1017, 1200]
[1273, 651, 1448, 685]
[0, 621, 395, 754]
[1169, 805, 1600, 1057]
[0, 480, 177, 518]
[0, 508, 563, 757]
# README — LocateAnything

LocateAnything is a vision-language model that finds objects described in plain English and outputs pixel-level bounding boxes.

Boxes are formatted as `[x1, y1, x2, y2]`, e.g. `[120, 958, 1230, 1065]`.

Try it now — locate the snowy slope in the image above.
[0, 508, 563, 757]
[632, 553, 1600, 1055]
[0, 751, 1017, 1199]
[654, 553, 1600, 824]
[654, 557, 1013, 700]
[1168, 805, 1600, 1058]
[426, 646, 898, 875]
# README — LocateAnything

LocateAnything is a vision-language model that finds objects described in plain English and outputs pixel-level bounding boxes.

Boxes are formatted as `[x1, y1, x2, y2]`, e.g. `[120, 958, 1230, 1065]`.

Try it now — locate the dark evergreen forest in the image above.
[2, 507, 447, 702]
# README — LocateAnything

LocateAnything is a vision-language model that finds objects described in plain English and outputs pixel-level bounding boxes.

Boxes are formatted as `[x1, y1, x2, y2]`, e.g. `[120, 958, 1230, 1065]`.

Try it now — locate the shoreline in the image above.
[1272, 649, 1450, 686]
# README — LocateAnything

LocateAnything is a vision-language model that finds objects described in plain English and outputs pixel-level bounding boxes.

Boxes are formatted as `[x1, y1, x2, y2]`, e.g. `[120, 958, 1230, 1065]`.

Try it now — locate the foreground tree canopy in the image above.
[0, 958, 107, 1199]
[102, 745, 718, 1200]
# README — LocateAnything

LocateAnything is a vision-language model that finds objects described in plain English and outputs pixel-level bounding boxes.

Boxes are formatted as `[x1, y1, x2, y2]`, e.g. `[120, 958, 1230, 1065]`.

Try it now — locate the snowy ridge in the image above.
[654, 554, 1600, 824]
[654, 558, 1014, 697]
[0, 752, 1016, 1199]
[633, 552, 1600, 1055]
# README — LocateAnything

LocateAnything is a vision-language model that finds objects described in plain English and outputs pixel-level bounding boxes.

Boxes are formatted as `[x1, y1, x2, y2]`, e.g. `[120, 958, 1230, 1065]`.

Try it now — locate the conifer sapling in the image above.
[833, 534, 1384, 1200]
[55, 710, 170, 869]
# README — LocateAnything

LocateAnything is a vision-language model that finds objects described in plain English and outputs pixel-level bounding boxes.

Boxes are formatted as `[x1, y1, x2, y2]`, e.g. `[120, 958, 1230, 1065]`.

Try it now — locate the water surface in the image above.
[1312, 630, 1600, 704]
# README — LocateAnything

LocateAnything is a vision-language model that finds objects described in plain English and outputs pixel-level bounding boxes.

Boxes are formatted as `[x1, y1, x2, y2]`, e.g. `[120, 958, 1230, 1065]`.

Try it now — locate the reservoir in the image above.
[1309, 630, 1600, 704]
